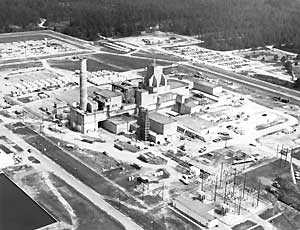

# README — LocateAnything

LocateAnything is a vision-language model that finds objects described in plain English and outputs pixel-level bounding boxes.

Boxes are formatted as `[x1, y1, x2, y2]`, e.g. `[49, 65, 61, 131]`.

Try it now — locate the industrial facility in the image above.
[69, 59, 211, 140]
[1, 30, 299, 230]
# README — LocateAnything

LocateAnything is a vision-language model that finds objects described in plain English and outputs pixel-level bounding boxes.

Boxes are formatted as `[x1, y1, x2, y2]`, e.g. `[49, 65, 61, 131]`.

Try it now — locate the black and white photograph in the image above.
[0, 0, 300, 229]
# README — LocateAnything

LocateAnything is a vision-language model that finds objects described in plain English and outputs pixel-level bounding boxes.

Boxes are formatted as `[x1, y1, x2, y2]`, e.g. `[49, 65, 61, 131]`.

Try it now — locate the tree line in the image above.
[0, 0, 300, 52]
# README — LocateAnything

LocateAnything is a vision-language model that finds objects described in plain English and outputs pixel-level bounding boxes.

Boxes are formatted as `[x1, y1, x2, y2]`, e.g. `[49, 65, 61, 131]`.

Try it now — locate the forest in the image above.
[0, 0, 300, 51]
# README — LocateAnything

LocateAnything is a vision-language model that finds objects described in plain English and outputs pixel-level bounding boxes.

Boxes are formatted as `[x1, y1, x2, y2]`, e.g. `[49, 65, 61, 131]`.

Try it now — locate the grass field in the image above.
[48, 58, 122, 72]
[0, 33, 52, 43]
[258, 207, 280, 220]
[50, 173, 125, 230]
[19, 171, 72, 224]
[106, 199, 199, 230]
[235, 159, 300, 212]
[0, 61, 42, 70]
[231, 220, 256, 230]
[269, 214, 297, 230]
[90, 53, 172, 71]
[0, 173, 56, 230]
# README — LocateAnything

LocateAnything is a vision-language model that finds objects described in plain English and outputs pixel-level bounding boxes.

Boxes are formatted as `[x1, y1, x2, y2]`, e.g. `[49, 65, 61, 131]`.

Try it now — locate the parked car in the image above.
[179, 175, 192, 185]
[198, 146, 207, 153]
[213, 137, 222, 142]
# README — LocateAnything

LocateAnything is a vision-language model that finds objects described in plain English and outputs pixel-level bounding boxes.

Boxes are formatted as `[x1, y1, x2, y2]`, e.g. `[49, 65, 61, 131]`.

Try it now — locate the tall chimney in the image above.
[80, 58, 88, 111]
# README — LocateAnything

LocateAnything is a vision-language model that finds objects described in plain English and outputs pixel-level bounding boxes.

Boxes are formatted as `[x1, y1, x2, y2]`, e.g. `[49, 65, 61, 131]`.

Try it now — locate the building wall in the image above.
[136, 90, 158, 107]
[212, 86, 222, 96]
[83, 112, 107, 133]
[101, 119, 135, 134]
[109, 95, 123, 111]
[70, 107, 107, 133]
[149, 119, 164, 135]
[170, 86, 189, 97]
[179, 103, 202, 115]
[159, 100, 176, 109]
[194, 82, 222, 96]
[137, 108, 150, 141]
[149, 119, 177, 135]
[69, 108, 85, 132]
[101, 120, 118, 133]
[149, 132, 165, 143]
[190, 105, 202, 114]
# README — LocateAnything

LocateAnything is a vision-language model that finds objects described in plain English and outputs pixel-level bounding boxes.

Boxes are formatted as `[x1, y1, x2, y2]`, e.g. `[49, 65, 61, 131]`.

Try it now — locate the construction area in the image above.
[0, 30, 300, 230]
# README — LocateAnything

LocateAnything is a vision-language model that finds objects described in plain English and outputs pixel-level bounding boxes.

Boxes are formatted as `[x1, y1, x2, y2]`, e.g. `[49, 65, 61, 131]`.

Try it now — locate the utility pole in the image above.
[242, 173, 247, 199]
[290, 148, 293, 166]
[162, 183, 165, 200]
[238, 189, 242, 215]
[233, 168, 237, 195]
[285, 148, 288, 162]
[219, 162, 224, 187]
[214, 176, 218, 202]
[201, 173, 204, 191]
[224, 180, 228, 203]
[280, 146, 283, 168]
[256, 181, 261, 207]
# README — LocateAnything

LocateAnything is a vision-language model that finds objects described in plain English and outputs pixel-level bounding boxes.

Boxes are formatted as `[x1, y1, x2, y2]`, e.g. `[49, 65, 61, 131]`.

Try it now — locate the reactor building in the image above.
[69, 59, 219, 138]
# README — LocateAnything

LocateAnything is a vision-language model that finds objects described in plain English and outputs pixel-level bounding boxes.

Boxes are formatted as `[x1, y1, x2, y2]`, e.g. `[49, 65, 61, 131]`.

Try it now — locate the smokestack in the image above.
[80, 58, 88, 111]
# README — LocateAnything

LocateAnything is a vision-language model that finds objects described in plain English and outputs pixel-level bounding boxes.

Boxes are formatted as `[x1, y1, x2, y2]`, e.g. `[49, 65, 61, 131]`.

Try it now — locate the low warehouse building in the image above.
[101, 115, 136, 134]
[193, 80, 222, 96]
[172, 196, 219, 228]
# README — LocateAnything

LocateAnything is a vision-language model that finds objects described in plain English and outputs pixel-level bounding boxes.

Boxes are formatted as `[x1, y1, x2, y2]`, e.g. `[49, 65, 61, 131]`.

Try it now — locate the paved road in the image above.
[182, 62, 300, 104]
[0, 124, 143, 230]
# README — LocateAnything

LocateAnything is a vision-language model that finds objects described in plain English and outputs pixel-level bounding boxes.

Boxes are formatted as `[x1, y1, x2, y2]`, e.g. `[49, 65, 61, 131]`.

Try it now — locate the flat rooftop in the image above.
[149, 112, 176, 125]
[176, 115, 212, 132]
[57, 86, 122, 104]
[168, 79, 189, 89]
[184, 100, 199, 108]
[193, 80, 221, 88]
[174, 196, 215, 221]
[90, 86, 122, 99]
[112, 81, 135, 89]
[106, 114, 136, 125]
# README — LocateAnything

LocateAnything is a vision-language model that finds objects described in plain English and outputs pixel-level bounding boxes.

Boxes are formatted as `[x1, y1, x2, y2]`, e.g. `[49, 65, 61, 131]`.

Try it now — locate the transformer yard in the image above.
[0, 30, 300, 230]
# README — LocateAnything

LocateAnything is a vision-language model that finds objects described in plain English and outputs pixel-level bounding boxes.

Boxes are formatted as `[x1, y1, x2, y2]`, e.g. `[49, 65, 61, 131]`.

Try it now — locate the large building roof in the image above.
[149, 112, 176, 125]
[168, 79, 189, 89]
[193, 80, 221, 88]
[90, 87, 122, 99]
[106, 115, 136, 125]
[174, 196, 215, 222]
